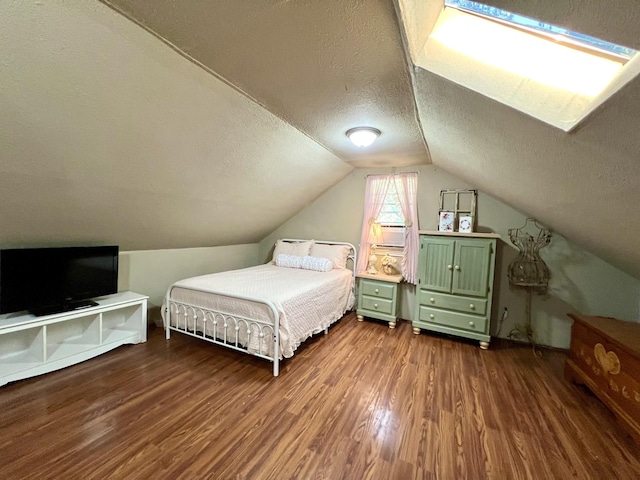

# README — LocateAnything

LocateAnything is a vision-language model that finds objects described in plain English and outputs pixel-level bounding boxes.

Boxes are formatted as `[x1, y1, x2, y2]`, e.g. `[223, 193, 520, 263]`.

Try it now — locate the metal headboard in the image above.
[278, 239, 357, 285]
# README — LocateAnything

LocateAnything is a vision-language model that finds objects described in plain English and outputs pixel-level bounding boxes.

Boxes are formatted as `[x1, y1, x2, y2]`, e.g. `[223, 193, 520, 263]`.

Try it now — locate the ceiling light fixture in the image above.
[346, 127, 381, 147]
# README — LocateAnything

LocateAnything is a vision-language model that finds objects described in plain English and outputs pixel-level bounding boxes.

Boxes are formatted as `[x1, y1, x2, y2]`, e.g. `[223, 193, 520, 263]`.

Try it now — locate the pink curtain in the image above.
[394, 173, 419, 284]
[356, 175, 393, 274]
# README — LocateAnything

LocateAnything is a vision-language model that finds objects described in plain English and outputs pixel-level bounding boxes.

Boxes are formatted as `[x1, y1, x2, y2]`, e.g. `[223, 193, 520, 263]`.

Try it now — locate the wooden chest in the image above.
[565, 314, 640, 444]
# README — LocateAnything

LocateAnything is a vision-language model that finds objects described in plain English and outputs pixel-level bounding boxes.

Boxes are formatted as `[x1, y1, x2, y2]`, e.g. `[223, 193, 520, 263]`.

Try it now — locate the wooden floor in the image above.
[1, 313, 639, 479]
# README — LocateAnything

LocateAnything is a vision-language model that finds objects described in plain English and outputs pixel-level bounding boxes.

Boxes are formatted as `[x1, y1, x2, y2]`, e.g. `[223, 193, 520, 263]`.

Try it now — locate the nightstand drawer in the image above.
[419, 291, 487, 315]
[361, 280, 395, 300]
[361, 296, 394, 315]
[419, 306, 487, 333]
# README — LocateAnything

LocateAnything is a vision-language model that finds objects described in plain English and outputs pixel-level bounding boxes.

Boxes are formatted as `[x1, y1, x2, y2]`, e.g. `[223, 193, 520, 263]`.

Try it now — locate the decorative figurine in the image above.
[381, 254, 398, 275]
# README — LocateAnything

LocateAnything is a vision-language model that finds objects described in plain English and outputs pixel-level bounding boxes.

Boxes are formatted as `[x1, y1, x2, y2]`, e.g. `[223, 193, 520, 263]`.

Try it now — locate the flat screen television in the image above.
[0, 246, 119, 316]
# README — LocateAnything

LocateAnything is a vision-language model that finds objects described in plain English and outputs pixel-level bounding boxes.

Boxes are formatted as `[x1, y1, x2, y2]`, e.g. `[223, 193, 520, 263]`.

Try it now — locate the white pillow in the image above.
[300, 255, 333, 272]
[309, 243, 351, 269]
[275, 254, 303, 268]
[275, 254, 333, 272]
[272, 240, 314, 263]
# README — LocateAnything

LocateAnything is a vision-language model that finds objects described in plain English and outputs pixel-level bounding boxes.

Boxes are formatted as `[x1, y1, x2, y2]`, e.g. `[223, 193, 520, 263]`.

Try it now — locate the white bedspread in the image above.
[165, 264, 354, 358]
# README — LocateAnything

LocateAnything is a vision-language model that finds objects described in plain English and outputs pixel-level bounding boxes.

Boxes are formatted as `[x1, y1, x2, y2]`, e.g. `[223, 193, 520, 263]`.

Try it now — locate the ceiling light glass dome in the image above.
[346, 127, 381, 147]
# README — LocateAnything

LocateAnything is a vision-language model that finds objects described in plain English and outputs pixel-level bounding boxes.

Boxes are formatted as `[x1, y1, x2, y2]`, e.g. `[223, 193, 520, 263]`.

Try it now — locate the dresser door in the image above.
[451, 239, 491, 297]
[419, 236, 455, 293]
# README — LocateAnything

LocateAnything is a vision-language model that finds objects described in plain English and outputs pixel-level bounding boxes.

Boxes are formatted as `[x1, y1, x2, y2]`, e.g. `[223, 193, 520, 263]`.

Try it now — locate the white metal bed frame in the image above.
[164, 239, 356, 376]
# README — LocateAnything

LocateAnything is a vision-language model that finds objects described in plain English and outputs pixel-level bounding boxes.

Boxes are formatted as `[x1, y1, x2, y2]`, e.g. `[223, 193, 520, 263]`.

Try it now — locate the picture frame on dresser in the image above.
[438, 211, 455, 232]
[438, 189, 477, 233]
[458, 215, 473, 233]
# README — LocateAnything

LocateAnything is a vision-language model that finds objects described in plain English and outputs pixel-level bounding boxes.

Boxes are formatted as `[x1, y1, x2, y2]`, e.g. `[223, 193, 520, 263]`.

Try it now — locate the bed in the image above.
[163, 239, 356, 376]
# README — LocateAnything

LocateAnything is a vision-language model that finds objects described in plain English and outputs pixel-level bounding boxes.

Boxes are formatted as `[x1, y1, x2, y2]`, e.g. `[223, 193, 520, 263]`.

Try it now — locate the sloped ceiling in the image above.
[0, 0, 427, 254]
[101, 0, 429, 168]
[399, 0, 640, 278]
[2, 0, 640, 280]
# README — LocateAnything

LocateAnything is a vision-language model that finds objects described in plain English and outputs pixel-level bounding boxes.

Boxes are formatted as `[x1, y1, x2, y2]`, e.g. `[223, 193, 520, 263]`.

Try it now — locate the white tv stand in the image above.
[0, 291, 148, 387]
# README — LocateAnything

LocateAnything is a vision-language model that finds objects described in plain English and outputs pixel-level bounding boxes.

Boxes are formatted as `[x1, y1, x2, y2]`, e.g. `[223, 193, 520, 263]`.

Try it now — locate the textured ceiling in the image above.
[102, 0, 430, 168]
[0, 1, 352, 251]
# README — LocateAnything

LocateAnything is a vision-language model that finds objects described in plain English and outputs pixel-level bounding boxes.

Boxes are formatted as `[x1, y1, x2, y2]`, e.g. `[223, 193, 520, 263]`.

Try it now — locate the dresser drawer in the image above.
[419, 290, 487, 315]
[361, 280, 395, 300]
[418, 306, 487, 333]
[361, 296, 394, 315]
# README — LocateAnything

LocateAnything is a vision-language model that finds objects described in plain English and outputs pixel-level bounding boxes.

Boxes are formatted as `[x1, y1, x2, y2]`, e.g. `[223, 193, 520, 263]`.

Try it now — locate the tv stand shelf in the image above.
[0, 292, 148, 387]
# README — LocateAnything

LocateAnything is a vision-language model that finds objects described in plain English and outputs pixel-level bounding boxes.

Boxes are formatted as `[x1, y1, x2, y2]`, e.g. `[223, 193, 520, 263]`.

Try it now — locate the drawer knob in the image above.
[455, 265, 460, 271]
[374, 303, 379, 309]
[447, 264, 453, 270]
[375, 288, 379, 294]
[469, 321, 475, 327]
[429, 313, 435, 319]
[469, 304, 475, 310]
[430, 297, 435, 303]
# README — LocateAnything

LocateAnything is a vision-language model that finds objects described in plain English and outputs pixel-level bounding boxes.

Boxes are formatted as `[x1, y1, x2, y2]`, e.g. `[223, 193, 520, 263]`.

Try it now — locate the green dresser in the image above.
[413, 231, 499, 349]
[357, 273, 402, 328]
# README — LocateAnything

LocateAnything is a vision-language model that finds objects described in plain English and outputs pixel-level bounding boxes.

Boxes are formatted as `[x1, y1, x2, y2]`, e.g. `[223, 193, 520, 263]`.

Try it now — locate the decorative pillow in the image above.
[275, 254, 333, 272]
[272, 239, 314, 263]
[275, 253, 303, 269]
[300, 255, 333, 272]
[309, 243, 351, 269]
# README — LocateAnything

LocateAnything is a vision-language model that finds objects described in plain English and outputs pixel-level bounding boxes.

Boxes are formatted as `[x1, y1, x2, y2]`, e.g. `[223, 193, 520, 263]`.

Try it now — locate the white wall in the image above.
[118, 243, 260, 323]
[480, 194, 640, 346]
[261, 166, 640, 348]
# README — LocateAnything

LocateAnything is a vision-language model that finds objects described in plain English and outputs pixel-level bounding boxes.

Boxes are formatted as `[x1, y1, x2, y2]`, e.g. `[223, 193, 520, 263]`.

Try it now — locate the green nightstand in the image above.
[356, 272, 402, 328]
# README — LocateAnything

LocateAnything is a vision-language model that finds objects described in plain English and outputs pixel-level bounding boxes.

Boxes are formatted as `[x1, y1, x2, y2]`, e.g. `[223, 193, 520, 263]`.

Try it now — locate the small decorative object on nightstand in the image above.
[367, 221, 383, 274]
[357, 272, 402, 329]
[381, 254, 399, 275]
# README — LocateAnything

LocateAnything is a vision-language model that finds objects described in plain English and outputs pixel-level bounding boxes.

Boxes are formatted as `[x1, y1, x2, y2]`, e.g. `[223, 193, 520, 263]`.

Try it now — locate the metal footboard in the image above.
[165, 287, 281, 376]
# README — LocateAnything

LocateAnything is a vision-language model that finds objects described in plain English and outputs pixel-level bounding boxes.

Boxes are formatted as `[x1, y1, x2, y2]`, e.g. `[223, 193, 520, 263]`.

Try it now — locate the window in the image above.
[376, 181, 409, 247]
[357, 172, 420, 283]
[445, 0, 636, 61]
[401, 0, 640, 131]
[431, 3, 634, 98]
[377, 181, 405, 226]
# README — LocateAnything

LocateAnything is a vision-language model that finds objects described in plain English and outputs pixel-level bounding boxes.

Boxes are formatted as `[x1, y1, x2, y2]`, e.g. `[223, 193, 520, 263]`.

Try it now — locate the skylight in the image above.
[409, 1, 640, 131]
[431, 7, 625, 98]
[446, 0, 636, 62]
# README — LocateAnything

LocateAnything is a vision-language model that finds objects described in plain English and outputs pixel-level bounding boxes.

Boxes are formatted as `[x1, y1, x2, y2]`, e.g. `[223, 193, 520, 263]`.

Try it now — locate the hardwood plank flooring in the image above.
[1, 312, 639, 479]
